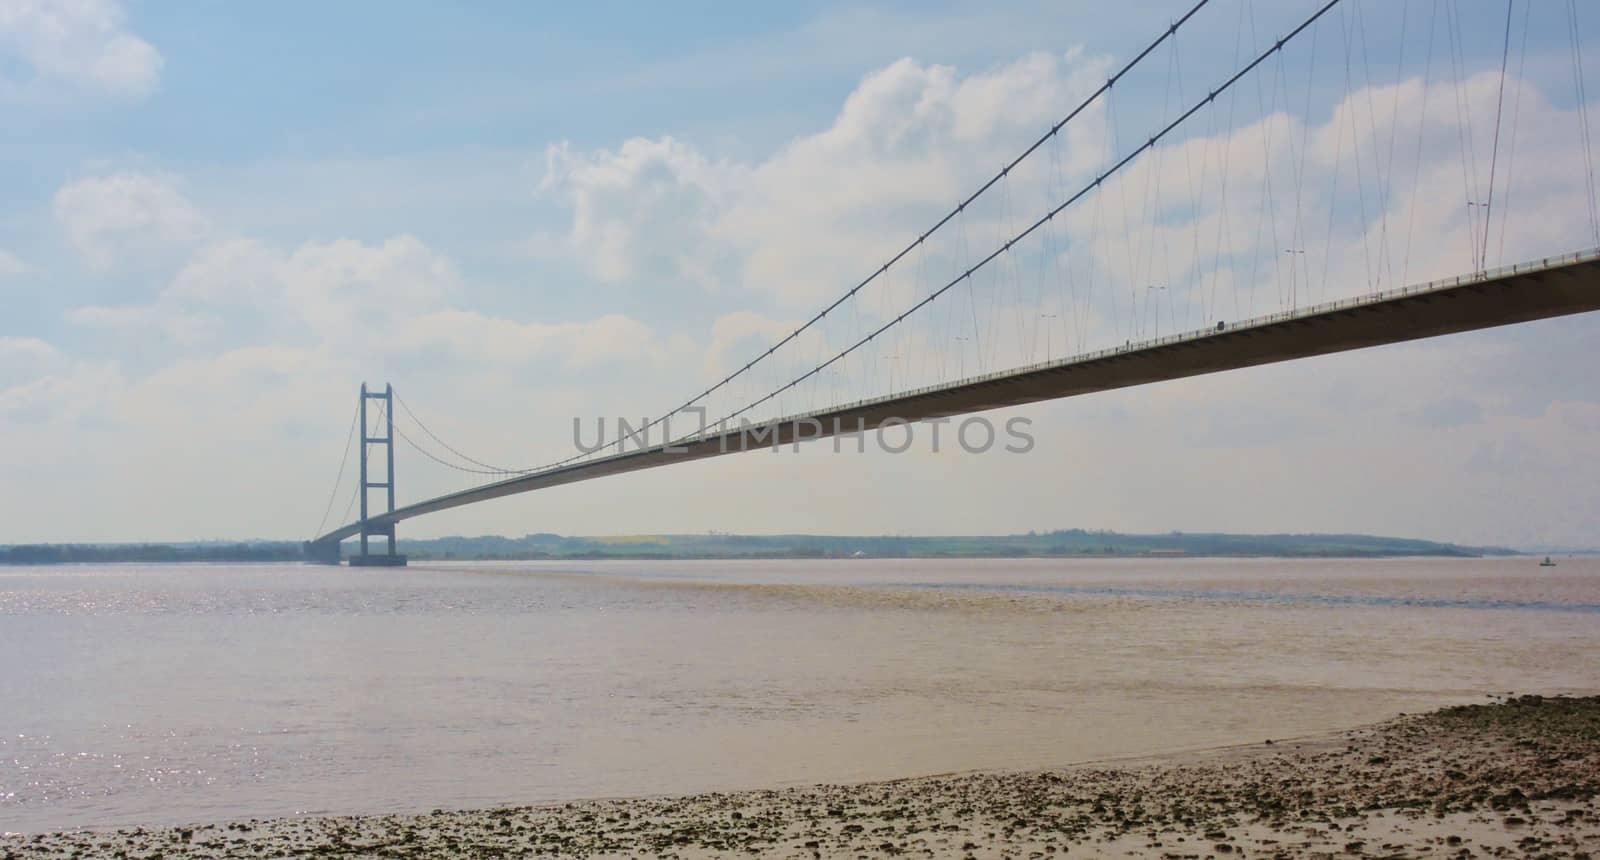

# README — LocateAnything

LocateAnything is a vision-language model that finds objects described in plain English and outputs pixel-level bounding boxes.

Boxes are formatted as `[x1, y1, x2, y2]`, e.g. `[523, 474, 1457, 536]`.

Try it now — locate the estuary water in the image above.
[2, 557, 1597, 833]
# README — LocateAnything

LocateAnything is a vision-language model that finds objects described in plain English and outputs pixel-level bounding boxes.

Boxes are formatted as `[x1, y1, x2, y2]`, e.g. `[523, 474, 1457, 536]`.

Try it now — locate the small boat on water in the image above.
[1539, 556, 1557, 567]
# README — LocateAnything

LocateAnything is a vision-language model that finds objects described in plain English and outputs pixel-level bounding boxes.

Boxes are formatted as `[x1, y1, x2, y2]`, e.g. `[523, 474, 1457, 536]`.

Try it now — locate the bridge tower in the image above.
[350, 382, 407, 567]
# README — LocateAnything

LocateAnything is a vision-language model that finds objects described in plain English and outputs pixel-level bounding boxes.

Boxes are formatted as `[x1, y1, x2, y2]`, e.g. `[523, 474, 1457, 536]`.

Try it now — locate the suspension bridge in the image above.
[306, 0, 1600, 565]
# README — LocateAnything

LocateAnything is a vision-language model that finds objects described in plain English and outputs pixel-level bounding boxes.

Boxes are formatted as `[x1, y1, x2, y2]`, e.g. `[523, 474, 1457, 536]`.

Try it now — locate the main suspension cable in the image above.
[349, 0, 1351, 488]
[359, 1, 1221, 480]
[1480, 0, 1515, 274]
[1570, 0, 1600, 246]
[695, 0, 1346, 440]
[391, 409, 510, 476]
[311, 399, 359, 540]
[519, 0, 1216, 472]
[394, 391, 519, 474]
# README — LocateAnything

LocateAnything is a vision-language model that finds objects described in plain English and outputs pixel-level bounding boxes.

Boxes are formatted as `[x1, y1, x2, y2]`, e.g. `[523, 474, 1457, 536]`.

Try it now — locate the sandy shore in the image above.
[6, 695, 1598, 858]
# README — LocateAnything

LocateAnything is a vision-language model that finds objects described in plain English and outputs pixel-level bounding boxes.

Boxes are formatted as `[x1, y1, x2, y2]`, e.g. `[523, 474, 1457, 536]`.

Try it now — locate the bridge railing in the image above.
[317, 248, 1600, 546]
[676, 247, 1600, 442]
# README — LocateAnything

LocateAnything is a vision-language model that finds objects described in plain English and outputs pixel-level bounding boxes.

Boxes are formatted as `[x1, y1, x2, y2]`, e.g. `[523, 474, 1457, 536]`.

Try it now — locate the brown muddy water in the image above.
[1, 556, 1596, 833]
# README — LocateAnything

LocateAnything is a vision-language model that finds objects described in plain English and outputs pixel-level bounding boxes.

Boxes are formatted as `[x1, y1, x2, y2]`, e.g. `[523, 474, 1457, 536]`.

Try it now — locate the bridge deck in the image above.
[310, 251, 1600, 547]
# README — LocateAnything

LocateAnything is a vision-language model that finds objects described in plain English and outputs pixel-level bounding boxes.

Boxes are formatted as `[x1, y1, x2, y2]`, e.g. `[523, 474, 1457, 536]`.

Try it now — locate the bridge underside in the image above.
[307, 252, 1600, 555]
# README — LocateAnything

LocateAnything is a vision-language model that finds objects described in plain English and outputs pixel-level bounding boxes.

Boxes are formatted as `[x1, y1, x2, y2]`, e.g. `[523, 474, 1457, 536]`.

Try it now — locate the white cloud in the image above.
[702, 310, 798, 379]
[64, 303, 216, 344]
[500, 48, 1600, 548]
[397, 310, 660, 368]
[145, 233, 469, 355]
[9, 36, 1600, 547]
[163, 233, 460, 335]
[279, 236, 457, 331]
[536, 51, 1112, 309]
[538, 137, 744, 286]
[0, 357, 121, 429]
[60, 207, 663, 378]
[53, 171, 207, 268]
[537, 47, 1600, 371]
[165, 238, 284, 304]
[122, 344, 332, 431]
[0, 335, 59, 388]
[0, 335, 55, 360]
[0, 0, 162, 100]
[0, 248, 26, 278]
[27, 212, 676, 536]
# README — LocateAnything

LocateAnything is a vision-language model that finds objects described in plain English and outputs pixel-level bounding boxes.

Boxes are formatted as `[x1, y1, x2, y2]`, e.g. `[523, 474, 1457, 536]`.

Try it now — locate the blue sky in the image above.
[2, 0, 1598, 547]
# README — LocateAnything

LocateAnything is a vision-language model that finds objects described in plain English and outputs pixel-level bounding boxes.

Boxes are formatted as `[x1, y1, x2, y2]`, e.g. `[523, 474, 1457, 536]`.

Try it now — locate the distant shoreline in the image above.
[2, 529, 1540, 565]
[0, 548, 1533, 565]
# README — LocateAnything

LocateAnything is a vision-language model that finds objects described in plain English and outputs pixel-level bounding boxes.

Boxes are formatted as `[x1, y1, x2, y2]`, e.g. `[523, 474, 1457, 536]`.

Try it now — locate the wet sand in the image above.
[5, 695, 1598, 859]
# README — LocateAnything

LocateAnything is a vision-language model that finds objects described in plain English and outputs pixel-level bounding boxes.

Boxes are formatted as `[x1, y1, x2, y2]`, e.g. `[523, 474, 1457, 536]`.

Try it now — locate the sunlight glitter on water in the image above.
[1, 556, 1596, 832]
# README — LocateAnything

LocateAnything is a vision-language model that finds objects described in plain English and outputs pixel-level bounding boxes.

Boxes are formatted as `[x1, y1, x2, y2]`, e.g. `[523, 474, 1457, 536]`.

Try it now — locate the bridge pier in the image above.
[350, 520, 406, 567]
[302, 539, 342, 565]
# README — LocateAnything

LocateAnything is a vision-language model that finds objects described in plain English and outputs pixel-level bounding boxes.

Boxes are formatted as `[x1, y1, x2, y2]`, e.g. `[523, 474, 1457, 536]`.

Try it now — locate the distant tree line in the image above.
[391, 530, 1514, 560]
[0, 543, 303, 565]
[1, 529, 1516, 565]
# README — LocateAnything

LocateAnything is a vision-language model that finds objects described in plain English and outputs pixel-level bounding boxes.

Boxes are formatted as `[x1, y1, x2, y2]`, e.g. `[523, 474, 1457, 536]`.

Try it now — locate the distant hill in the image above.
[0, 530, 1518, 565]
[391, 530, 1517, 561]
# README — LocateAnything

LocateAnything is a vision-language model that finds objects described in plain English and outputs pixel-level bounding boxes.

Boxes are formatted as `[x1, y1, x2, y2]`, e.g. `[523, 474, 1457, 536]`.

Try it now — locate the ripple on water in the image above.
[1, 557, 1598, 832]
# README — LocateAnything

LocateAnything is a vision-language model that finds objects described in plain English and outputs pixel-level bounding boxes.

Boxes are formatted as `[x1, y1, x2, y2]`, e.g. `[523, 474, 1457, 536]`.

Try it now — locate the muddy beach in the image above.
[5, 695, 1598, 858]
